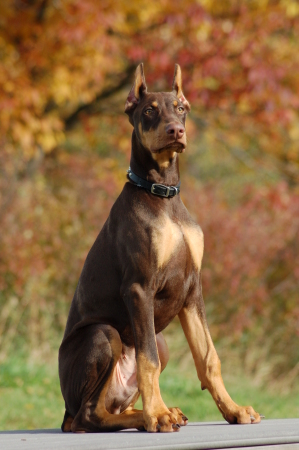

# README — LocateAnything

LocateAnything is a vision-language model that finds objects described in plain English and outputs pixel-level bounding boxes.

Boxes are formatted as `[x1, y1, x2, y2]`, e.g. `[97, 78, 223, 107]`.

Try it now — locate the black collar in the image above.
[127, 167, 181, 198]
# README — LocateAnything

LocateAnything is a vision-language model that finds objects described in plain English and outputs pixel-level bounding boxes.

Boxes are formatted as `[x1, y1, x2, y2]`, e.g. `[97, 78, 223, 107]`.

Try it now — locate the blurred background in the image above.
[0, 0, 298, 430]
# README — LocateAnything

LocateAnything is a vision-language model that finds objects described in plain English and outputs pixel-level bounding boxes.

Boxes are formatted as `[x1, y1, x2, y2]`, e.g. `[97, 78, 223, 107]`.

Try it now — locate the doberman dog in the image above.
[59, 63, 262, 433]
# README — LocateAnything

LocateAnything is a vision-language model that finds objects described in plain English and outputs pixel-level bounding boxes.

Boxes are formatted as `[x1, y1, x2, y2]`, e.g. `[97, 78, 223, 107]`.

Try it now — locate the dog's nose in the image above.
[166, 123, 185, 140]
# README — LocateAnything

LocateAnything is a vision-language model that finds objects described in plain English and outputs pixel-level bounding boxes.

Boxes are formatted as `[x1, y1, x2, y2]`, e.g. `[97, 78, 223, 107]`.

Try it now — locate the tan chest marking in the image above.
[152, 215, 182, 268]
[152, 217, 204, 270]
[182, 224, 204, 271]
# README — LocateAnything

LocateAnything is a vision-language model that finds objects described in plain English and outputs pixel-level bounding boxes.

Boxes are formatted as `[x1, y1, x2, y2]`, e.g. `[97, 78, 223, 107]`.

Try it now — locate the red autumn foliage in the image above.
[0, 1, 298, 382]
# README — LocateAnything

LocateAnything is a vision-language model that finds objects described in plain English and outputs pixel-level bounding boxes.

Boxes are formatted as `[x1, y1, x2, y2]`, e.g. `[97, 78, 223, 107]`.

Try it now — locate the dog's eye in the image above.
[177, 106, 185, 113]
[144, 108, 153, 115]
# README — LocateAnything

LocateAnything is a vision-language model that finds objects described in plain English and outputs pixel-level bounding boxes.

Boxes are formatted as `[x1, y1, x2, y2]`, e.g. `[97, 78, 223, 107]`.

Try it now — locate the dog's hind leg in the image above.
[61, 410, 74, 432]
[59, 323, 144, 432]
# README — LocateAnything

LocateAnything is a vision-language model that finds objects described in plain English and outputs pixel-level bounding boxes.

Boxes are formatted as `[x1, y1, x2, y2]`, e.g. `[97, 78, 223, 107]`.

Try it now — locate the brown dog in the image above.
[59, 63, 261, 433]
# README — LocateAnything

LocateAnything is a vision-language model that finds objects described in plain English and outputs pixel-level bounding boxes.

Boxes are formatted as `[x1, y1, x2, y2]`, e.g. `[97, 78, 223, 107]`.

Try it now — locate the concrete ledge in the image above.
[0, 419, 298, 450]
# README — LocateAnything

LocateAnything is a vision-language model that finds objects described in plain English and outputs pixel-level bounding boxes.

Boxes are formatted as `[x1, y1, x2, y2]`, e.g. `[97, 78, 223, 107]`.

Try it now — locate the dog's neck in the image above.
[129, 131, 180, 186]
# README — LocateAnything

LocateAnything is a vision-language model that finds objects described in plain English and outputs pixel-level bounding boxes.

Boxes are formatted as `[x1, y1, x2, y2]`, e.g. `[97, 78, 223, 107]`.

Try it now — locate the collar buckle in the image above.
[151, 183, 171, 197]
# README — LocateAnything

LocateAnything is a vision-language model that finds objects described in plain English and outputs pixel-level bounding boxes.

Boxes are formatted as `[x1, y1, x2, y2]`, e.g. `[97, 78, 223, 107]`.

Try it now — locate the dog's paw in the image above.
[145, 410, 181, 432]
[225, 406, 262, 424]
[168, 407, 188, 426]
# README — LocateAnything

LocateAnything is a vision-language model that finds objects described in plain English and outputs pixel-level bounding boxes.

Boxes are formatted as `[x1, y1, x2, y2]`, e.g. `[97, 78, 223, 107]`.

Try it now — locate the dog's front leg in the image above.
[178, 277, 261, 424]
[123, 283, 180, 432]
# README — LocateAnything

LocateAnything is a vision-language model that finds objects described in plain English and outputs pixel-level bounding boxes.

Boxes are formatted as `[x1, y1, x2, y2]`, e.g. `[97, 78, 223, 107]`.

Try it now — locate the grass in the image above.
[0, 357, 64, 430]
[0, 355, 298, 431]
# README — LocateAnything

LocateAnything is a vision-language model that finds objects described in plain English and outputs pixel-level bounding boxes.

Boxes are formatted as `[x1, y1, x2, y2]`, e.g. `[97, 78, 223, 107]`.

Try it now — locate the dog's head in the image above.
[125, 64, 190, 155]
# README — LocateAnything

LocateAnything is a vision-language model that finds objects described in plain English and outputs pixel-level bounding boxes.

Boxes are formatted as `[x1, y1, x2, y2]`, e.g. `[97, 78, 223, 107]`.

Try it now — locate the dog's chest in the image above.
[151, 214, 204, 272]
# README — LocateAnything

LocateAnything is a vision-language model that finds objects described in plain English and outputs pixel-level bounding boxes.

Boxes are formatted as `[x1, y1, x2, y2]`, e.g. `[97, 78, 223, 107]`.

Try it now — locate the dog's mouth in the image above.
[151, 141, 186, 154]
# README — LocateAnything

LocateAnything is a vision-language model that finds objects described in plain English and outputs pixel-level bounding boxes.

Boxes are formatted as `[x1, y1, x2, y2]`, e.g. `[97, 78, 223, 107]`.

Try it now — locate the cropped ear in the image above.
[125, 63, 147, 117]
[172, 64, 190, 112]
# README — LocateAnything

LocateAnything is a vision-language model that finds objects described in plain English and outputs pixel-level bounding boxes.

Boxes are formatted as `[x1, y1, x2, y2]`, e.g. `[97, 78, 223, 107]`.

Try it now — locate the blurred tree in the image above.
[0, 0, 298, 383]
[1, 0, 299, 179]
